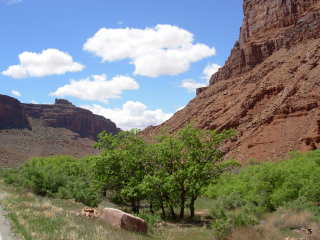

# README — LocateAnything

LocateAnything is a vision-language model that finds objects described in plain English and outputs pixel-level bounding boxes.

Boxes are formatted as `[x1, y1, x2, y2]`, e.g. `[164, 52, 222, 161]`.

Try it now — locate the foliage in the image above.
[3, 124, 237, 218]
[206, 150, 320, 239]
[3, 155, 100, 207]
[206, 150, 320, 212]
[92, 124, 237, 217]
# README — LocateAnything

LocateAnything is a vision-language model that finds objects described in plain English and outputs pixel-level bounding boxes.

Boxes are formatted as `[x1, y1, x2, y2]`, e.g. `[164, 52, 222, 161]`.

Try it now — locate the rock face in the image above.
[0, 96, 121, 166]
[23, 99, 120, 139]
[143, 0, 320, 162]
[0, 95, 30, 130]
[210, 0, 320, 85]
[102, 208, 147, 233]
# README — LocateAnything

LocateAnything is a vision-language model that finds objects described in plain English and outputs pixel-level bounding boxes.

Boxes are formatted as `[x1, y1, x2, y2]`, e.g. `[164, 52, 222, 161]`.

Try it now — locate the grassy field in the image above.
[1, 180, 320, 240]
[0, 180, 214, 240]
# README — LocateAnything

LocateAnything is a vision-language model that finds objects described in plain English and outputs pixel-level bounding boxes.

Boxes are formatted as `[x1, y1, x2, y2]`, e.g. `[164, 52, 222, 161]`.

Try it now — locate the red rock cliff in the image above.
[143, 0, 320, 162]
[209, 0, 320, 85]
[23, 99, 121, 139]
[0, 94, 30, 130]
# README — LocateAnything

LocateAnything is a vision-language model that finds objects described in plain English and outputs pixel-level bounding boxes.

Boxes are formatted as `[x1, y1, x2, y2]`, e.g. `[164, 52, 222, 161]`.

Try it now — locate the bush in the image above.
[3, 155, 100, 207]
[206, 150, 320, 212]
[136, 212, 161, 231]
[207, 150, 320, 239]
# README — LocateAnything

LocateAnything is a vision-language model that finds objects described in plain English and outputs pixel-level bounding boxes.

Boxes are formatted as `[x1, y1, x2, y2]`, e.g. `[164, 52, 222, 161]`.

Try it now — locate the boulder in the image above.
[101, 208, 147, 233]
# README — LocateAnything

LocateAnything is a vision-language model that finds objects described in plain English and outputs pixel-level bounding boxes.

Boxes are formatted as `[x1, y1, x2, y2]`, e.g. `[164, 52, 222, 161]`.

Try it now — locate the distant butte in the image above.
[142, 0, 320, 162]
[0, 95, 121, 166]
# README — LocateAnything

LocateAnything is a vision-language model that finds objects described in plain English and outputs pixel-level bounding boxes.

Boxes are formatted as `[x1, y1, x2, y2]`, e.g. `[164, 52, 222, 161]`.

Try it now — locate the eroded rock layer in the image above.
[143, 0, 320, 162]
[0, 96, 120, 166]
[0, 94, 30, 130]
[23, 99, 120, 139]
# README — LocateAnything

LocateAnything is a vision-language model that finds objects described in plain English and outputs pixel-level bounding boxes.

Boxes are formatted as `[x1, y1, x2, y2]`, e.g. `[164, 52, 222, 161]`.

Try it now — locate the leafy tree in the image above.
[92, 124, 237, 218]
[153, 123, 238, 218]
[92, 129, 148, 213]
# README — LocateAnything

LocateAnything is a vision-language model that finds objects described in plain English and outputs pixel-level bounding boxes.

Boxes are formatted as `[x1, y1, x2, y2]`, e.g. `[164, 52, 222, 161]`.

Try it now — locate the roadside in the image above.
[0, 192, 21, 240]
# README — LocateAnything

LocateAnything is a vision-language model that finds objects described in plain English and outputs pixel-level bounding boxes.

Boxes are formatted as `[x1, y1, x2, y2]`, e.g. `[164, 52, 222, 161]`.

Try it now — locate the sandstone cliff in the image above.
[23, 99, 120, 139]
[143, 0, 320, 162]
[0, 94, 30, 130]
[0, 96, 120, 166]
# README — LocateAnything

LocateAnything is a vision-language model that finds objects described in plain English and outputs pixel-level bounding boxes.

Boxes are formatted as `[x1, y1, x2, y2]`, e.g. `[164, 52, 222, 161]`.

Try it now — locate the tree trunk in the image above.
[161, 203, 166, 219]
[131, 199, 139, 213]
[170, 205, 176, 219]
[179, 187, 185, 219]
[190, 196, 196, 219]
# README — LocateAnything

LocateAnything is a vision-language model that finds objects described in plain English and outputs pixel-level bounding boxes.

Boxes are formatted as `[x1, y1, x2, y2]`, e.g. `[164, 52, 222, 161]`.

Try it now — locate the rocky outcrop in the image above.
[0, 96, 121, 166]
[209, 0, 320, 85]
[102, 208, 147, 233]
[143, 0, 320, 162]
[0, 95, 30, 130]
[23, 99, 120, 139]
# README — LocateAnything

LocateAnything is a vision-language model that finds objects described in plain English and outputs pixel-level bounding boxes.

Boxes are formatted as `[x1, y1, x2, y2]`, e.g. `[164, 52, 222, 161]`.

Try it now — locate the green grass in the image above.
[0, 180, 214, 240]
[194, 197, 215, 211]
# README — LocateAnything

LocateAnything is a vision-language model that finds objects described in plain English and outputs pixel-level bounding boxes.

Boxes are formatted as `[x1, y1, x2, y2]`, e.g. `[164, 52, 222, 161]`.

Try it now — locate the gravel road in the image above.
[0, 192, 21, 240]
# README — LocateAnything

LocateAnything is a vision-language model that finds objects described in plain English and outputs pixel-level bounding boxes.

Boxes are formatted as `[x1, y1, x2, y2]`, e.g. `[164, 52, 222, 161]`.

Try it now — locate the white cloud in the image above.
[180, 79, 207, 92]
[50, 74, 139, 103]
[2, 49, 84, 78]
[83, 24, 215, 77]
[3, 0, 22, 5]
[180, 63, 221, 92]
[176, 105, 186, 111]
[82, 101, 173, 130]
[11, 90, 21, 96]
[202, 63, 221, 80]
[31, 100, 38, 104]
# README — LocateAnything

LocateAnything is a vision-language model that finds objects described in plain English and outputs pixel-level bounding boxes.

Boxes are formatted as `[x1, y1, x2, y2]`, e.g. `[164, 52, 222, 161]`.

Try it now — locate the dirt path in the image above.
[0, 192, 21, 240]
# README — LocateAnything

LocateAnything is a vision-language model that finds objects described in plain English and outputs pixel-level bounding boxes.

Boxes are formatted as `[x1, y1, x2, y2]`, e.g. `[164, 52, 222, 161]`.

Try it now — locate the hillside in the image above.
[0, 95, 121, 166]
[142, 0, 320, 161]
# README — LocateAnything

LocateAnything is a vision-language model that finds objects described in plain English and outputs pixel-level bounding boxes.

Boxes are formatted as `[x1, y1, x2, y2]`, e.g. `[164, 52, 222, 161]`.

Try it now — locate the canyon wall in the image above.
[143, 0, 320, 162]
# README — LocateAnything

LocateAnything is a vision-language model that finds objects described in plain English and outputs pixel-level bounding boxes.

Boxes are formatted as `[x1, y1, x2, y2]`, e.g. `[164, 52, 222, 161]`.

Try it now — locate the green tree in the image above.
[92, 129, 148, 213]
[151, 124, 238, 219]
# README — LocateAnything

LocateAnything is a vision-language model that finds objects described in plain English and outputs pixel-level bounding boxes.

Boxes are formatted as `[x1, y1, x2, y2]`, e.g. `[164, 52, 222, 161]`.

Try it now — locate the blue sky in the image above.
[0, 0, 243, 130]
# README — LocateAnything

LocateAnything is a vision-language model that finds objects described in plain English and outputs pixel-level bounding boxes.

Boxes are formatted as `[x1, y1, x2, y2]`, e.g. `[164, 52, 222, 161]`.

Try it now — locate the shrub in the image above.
[206, 150, 320, 212]
[3, 155, 100, 207]
[136, 212, 161, 231]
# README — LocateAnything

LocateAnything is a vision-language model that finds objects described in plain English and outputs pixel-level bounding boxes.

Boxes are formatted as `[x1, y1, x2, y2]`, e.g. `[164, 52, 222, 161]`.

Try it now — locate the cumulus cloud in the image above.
[2, 49, 84, 78]
[50, 74, 139, 103]
[180, 79, 207, 92]
[11, 90, 21, 96]
[82, 101, 173, 130]
[83, 24, 215, 77]
[202, 63, 221, 80]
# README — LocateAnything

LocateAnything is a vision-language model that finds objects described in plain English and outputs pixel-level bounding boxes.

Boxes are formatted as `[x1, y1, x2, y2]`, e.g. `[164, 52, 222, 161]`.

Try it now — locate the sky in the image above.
[0, 0, 243, 130]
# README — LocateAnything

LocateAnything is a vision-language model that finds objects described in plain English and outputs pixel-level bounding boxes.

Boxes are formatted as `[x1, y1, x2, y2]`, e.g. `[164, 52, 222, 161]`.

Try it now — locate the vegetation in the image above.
[0, 181, 214, 240]
[91, 123, 238, 218]
[2, 155, 100, 207]
[2, 125, 320, 240]
[205, 150, 320, 239]
[2, 124, 237, 219]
